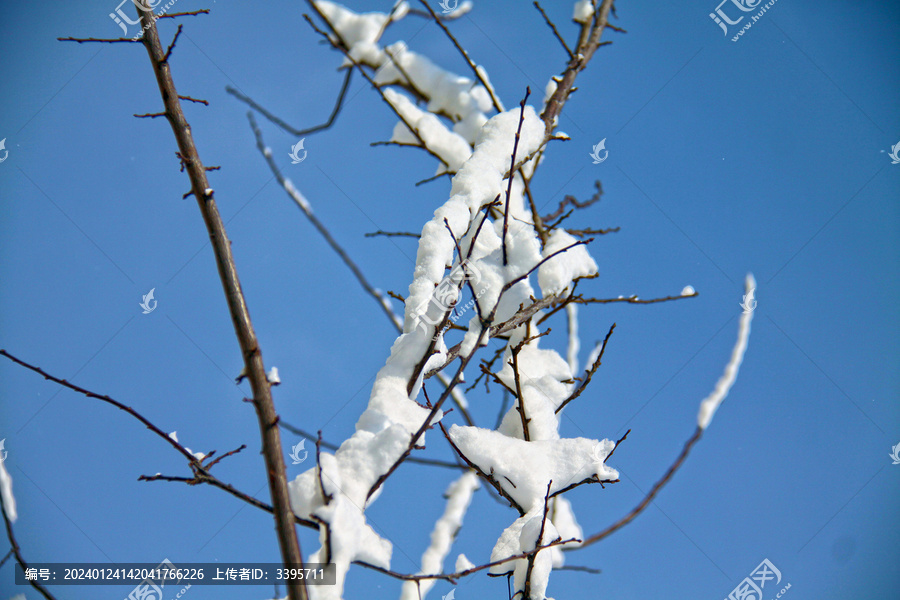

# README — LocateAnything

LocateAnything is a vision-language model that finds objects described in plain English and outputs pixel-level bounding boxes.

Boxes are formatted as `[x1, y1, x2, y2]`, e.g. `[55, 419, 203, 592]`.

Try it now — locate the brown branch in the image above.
[604, 429, 630, 465]
[566, 226, 619, 237]
[365, 230, 420, 238]
[510, 343, 531, 441]
[574, 427, 704, 549]
[134, 111, 167, 119]
[58, 36, 139, 43]
[556, 323, 615, 414]
[550, 474, 619, 498]
[138, 472, 319, 530]
[162, 24, 182, 62]
[302, 10, 450, 170]
[0, 350, 316, 536]
[576, 291, 699, 305]
[368, 244, 544, 500]
[225, 67, 352, 137]
[542, 181, 604, 222]
[465, 343, 507, 393]
[1, 349, 198, 464]
[158, 10, 210, 19]
[425, 293, 562, 380]
[178, 94, 208, 105]
[204, 444, 246, 470]
[355, 536, 579, 583]
[415, 171, 453, 186]
[133, 8, 307, 599]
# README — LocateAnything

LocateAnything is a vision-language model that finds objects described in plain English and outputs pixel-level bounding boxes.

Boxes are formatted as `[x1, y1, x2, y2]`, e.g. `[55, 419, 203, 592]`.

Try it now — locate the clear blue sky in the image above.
[1, 1, 898, 599]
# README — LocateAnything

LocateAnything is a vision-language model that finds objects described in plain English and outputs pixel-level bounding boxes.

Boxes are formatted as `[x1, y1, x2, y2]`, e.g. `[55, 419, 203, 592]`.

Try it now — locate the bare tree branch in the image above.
[132, 7, 307, 598]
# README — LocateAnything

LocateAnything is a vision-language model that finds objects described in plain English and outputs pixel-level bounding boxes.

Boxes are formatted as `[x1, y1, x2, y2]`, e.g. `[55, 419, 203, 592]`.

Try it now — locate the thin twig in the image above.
[162, 24, 182, 62]
[542, 181, 604, 222]
[1, 350, 198, 465]
[158, 10, 210, 19]
[365, 230, 420, 238]
[58, 36, 139, 43]
[574, 427, 704, 549]
[556, 323, 615, 414]
[575, 292, 698, 305]
[533, 2, 574, 60]
[225, 68, 352, 137]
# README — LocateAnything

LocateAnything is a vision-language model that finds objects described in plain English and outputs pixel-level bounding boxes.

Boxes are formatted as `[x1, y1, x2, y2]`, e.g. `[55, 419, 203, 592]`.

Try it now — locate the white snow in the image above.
[573, 0, 595, 23]
[0, 456, 17, 523]
[697, 274, 755, 429]
[449, 425, 618, 512]
[455, 553, 475, 572]
[384, 88, 473, 173]
[267, 367, 281, 385]
[168, 431, 178, 443]
[565, 304, 579, 375]
[681, 285, 695, 296]
[313, 1, 393, 64]
[400, 472, 479, 600]
[283, 179, 313, 214]
[537, 229, 598, 297]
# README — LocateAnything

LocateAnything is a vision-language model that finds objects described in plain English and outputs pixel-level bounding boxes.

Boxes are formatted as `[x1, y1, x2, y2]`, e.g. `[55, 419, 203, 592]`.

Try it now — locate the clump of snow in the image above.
[168, 431, 178, 443]
[697, 274, 755, 429]
[314, 1, 393, 64]
[267, 367, 281, 385]
[681, 285, 695, 296]
[384, 88, 473, 173]
[449, 425, 617, 512]
[0, 456, 17, 523]
[573, 0, 594, 23]
[455, 553, 475, 572]
[537, 230, 597, 297]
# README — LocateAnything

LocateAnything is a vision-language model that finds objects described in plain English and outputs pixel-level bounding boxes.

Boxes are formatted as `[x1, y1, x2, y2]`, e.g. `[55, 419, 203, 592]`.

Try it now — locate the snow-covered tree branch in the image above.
[0, 3, 757, 600]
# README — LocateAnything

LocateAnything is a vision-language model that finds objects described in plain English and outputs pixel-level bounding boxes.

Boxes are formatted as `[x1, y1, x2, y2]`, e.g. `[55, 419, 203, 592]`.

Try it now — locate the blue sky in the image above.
[1, 1, 898, 599]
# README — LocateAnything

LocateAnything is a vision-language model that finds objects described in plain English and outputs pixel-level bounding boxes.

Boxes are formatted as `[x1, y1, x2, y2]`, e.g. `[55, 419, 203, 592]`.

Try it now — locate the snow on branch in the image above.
[697, 273, 756, 429]
[400, 472, 480, 600]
